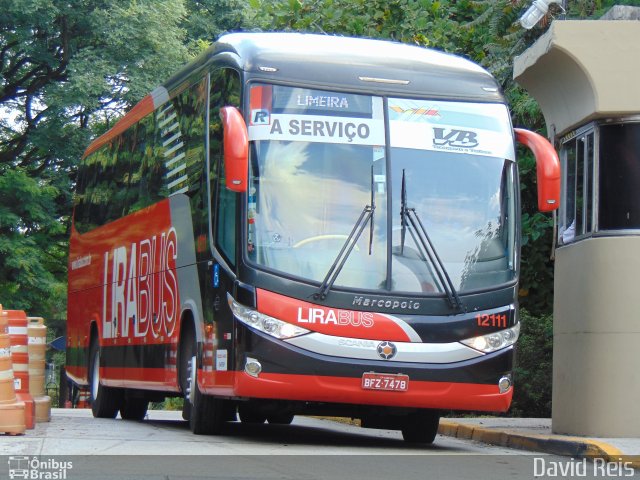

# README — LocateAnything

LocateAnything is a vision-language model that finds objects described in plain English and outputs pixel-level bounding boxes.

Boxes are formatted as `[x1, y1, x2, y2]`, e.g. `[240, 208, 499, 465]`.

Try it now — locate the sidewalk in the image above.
[439, 417, 640, 465]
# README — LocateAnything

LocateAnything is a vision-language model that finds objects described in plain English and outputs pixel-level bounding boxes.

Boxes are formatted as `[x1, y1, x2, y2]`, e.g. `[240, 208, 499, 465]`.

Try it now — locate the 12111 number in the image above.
[476, 313, 507, 328]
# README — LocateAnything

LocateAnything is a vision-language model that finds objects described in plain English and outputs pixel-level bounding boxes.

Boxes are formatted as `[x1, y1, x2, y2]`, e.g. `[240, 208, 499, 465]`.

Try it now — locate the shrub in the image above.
[510, 308, 553, 417]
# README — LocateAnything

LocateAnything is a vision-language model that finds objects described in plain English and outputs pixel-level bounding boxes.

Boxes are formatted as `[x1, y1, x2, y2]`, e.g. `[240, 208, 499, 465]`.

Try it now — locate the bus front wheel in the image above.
[267, 413, 294, 425]
[180, 327, 224, 435]
[238, 404, 266, 424]
[400, 411, 440, 444]
[120, 392, 149, 421]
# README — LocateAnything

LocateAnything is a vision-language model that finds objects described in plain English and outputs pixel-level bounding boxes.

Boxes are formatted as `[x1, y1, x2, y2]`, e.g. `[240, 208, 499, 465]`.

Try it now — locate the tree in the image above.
[0, 167, 65, 316]
[0, 0, 189, 324]
[182, 0, 249, 54]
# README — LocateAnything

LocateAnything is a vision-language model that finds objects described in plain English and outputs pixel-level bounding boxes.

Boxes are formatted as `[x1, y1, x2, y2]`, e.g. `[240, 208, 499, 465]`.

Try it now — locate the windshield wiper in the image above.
[399, 169, 465, 312]
[314, 166, 376, 301]
[400, 167, 408, 255]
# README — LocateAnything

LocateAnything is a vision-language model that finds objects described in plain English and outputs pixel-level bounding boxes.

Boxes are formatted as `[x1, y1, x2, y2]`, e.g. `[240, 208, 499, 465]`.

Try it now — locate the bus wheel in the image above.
[401, 411, 440, 444]
[180, 327, 224, 435]
[238, 404, 266, 424]
[267, 413, 294, 425]
[88, 337, 122, 419]
[120, 393, 149, 421]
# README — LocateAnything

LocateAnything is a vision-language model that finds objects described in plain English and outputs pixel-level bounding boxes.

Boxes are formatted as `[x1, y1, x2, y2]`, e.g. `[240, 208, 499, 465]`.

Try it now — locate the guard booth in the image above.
[514, 7, 640, 437]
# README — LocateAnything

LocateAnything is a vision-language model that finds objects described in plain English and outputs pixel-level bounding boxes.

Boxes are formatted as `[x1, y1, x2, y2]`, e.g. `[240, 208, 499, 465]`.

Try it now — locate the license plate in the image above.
[361, 372, 409, 392]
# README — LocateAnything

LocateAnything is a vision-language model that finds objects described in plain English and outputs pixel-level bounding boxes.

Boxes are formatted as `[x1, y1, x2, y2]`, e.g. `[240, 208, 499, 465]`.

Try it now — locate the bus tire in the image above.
[267, 413, 294, 425]
[401, 411, 440, 444]
[88, 337, 122, 419]
[180, 326, 224, 435]
[238, 404, 266, 424]
[120, 394, 149, 421]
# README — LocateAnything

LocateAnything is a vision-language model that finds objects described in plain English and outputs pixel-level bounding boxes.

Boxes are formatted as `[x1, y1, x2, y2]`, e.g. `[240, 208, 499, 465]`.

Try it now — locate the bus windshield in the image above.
[247, 84, 517, 294]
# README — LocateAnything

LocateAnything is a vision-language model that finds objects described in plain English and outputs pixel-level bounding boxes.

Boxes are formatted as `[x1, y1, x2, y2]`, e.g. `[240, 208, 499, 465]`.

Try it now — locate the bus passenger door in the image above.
[205, 66, 242, 392]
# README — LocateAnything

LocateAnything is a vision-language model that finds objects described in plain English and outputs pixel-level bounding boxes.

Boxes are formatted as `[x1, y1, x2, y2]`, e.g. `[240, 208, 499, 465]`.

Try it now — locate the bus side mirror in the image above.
[515, 128, 560, 212]
[220, 106, 249, 193]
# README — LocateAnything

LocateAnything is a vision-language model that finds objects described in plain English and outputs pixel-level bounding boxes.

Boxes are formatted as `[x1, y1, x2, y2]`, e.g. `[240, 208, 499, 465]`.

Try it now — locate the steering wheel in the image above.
[293, 234, 359, 251]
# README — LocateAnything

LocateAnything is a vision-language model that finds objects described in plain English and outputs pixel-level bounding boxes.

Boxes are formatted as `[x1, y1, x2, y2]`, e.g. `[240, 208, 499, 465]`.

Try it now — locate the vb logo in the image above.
[433, 128, 479, 148]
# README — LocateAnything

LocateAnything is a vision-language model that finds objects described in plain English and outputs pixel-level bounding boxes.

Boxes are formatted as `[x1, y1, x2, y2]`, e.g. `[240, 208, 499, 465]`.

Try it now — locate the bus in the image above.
[66, 32, 559, 444]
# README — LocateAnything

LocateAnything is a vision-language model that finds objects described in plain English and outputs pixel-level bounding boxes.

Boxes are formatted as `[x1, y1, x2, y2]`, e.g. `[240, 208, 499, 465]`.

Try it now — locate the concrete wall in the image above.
[553, 237, 640, 436]
[514, 21, 640, 137]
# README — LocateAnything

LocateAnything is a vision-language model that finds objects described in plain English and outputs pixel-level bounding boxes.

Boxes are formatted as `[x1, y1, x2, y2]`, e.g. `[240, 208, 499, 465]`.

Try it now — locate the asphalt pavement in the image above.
[3, 408, 639, 468]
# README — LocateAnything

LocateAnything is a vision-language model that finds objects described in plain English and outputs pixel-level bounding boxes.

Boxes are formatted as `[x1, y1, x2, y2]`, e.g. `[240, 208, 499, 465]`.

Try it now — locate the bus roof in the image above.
[178, 32, 503, 103]
[83, 32, 504, 159]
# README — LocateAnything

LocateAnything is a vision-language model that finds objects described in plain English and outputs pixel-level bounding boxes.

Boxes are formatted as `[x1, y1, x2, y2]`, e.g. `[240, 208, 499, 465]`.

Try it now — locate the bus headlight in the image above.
[460, 323, 520, 353]
[227, 294, 310, 339]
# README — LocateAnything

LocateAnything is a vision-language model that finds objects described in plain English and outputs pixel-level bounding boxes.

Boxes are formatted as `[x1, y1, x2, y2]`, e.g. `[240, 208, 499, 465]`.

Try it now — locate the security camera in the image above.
[519, 0, 562, 29]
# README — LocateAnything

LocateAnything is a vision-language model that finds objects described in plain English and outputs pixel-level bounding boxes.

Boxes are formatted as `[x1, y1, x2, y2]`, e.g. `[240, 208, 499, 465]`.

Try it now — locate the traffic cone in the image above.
[28, 317, 51, 422]
[7, 310, 35, 429]
[0, 305, 26, 435]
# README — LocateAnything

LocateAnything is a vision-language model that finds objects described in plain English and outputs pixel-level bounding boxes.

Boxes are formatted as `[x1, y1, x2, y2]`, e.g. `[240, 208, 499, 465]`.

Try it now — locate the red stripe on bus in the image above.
[249, 84, 263, 114]
[235, 372, 512, 412]
[100, 366, 178, 390]
[199, 369, 236, 395]
[261, 85, 272, 111]
[256, 288, 414, 342]
[83, 94, 155, 159]
[249, 85, 272, 125]
[98, 367, 236, 393]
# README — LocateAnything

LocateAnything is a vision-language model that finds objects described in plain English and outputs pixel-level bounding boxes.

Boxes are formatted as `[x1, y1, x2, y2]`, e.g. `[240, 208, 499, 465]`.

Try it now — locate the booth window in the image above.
[599, 123, 640, 231]
[559, 129, 594, 244]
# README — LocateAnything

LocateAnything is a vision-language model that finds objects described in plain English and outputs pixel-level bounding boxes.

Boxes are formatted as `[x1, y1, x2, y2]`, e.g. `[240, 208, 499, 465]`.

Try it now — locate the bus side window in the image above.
[210, 68, 241, 266]
[105, 129, 135, 222]
[124, 113, 162, 215]
[157, 77, 208, 197]
[73, 143, 116, 233]
[73, 151, 93, 232]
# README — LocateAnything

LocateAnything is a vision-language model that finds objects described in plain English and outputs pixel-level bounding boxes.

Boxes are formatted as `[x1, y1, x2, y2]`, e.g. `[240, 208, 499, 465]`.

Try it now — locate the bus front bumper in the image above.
[232, 328, 515, 412]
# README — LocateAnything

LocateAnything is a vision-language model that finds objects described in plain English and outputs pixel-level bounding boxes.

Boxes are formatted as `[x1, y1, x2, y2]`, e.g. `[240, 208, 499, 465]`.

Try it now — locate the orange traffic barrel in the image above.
[27, 317, 46, 396]
[33, 395, 51, 422]
[0, 338, 16, 404]
[27, 317, 51, 422]
[15, 392, 35, 429]
[0, 307, 17, 404]
[0, 305, 26, 434]
[0, 401, 27, 434]
[7, 310, 30, 394]
[7, 310, 35, 428]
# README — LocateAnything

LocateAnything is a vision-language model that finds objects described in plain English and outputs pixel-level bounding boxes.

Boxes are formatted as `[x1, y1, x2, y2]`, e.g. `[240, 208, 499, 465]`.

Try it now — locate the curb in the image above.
[438, 420, 639, 467]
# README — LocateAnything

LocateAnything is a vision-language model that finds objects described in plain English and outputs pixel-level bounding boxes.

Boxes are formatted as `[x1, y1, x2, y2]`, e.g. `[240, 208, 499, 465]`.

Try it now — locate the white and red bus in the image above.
[66, 33, 559, 443]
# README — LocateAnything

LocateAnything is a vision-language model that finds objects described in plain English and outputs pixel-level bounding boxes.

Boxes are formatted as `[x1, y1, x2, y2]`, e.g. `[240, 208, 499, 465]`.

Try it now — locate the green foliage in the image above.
[517, 146, 555, 315]
[247, 0, 484, 53]
[182, 0, 249, 55]
[511, 309, 553, 417]
[151, 397, 184, 411]
[0, 0, 201, 319]
[0, 166, 66, 319]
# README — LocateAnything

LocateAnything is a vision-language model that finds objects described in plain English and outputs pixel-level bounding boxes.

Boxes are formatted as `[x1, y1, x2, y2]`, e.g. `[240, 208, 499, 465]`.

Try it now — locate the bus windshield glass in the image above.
[247, 84, 517, 294]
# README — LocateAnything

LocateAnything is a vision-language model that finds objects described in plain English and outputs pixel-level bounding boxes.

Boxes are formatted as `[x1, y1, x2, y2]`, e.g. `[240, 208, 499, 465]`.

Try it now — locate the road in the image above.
[1, 409, 635, 479]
